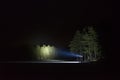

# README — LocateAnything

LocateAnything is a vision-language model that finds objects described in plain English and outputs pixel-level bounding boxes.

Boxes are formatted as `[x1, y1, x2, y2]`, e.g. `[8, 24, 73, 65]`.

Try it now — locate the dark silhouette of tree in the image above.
[69, 30, 84, 61]
[69, 26, 101, 62]
[69, 30, 82, 53]
[87, 26, 101, 61]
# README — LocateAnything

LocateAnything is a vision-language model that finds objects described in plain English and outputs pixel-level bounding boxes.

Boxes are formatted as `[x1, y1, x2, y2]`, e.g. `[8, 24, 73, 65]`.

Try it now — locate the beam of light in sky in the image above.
[57, 49, 83, 58]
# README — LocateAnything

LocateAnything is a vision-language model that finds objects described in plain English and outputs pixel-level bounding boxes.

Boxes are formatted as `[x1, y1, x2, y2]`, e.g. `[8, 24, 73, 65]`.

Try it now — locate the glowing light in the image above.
[36, 45, 56, 60]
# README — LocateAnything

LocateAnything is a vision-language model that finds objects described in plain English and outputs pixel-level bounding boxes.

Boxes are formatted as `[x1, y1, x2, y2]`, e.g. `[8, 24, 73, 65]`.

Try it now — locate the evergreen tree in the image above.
[81, 30, 91, 61]
[69, 30, 82, 54]
[87, 26, 101, 61]
[81, 26, 101, 61]
[69, 26, 101, 62]
[69, 30, 84, 61]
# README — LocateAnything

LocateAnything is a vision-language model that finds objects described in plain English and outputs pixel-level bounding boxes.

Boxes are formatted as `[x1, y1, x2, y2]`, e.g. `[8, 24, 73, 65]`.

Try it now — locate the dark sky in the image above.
[0, 0, 112, 60]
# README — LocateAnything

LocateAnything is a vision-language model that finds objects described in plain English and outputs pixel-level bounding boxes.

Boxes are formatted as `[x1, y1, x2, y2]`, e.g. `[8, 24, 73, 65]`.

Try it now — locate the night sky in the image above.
[0, 0, 112, 61]
[0, 1, 115, 79]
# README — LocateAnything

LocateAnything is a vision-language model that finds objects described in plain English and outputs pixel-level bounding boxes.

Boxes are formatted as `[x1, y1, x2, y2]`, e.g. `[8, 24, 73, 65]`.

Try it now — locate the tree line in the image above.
[69, 26, 101, 62]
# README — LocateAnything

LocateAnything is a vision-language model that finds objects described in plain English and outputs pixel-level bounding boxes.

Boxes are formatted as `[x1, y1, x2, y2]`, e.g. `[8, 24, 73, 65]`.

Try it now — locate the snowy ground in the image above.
[1, 60, 82, 63]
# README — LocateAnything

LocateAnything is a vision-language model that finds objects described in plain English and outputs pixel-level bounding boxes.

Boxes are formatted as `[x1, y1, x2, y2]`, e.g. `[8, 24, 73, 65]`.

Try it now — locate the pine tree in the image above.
[82, 26, 101, 61]
[69, 30, 84, 58]
[81, 31, 91, 61]
[69, 26, 101, 62]
[69, 30, 81, 53]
